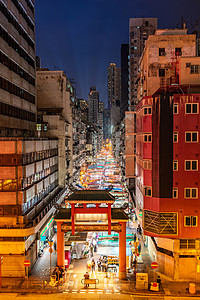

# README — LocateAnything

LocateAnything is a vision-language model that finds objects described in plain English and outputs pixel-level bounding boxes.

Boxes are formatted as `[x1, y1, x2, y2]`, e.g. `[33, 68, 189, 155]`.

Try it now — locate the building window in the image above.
[175, 48, 182, 56]
[190, 65, 199, 74]
[185, 188, 198, 199]
[143, 134, 152, 142]
[0, 25, 35, 68]
[143, 160, 152, 170]
[173, 188, 178, 198]
[37, 124, 41, 131]
[180, 239, 196, 249]
[185, 103, 198, 114]
[159, 68, 165, 77]
[144, 187, 152, 197]
[173, 132, 178, 143]
[159, 48, 166, 56]
[173, 160, 178, 171]
[185, 160, 198, 171]
[185, 132, 198, 142]
[173, 103, 178, 114]
[143, 107, 152, 115]
[184, 216, 197, 227]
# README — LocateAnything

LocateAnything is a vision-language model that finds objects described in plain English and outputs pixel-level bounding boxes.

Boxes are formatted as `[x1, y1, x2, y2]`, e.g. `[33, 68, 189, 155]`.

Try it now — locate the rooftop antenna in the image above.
[176, 17, 187, 29]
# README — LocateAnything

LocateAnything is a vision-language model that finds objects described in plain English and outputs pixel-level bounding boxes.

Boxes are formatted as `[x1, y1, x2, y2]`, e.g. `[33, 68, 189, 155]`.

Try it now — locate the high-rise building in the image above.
[36, 70, 74, 187]
[135, 29, 200, 280]
[0, 3, 67, 277]
[120, 44, 129, 119]
[77, 98, 88, 123]
[97, 101, 104, 147]
[0, 0, 36, 137]
[107, 63, 121, 131]
[88, 86, 99, 124]
[103, 109, 111, 140]
[0, 137, 62, 277]
[107, 63, 121, 109]
[129, 18, 157, 111]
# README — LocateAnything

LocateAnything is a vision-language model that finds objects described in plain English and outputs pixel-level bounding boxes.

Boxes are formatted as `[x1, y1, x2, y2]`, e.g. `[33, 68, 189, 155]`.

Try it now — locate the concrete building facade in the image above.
[107, 63, 121, 109]
[97, 101, 104, 149]
[0, 0, 36, 137]
[135, 31, 200, 280]
[120, 44, 129, 119]
[103, 108, 111, 140]
[36, 70, 74, 187]
[129, 18, 157, 111]
[0, 137, 65, 277]
[107, 63, 121, 131]
[137, 29, 196, 101]
[88, 86, 99, 125]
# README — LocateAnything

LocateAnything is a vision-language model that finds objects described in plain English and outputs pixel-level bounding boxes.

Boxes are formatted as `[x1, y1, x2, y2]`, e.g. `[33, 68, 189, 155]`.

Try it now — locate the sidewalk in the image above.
[1, 225, 200, 297]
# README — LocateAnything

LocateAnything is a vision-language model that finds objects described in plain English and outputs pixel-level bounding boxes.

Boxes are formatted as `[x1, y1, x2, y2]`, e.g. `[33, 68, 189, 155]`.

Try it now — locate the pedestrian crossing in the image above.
[63, 288, 120, 294]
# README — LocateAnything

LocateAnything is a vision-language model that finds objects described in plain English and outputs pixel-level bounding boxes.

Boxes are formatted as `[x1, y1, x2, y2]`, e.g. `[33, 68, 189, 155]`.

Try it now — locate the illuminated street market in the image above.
[1, 0, 200, 298]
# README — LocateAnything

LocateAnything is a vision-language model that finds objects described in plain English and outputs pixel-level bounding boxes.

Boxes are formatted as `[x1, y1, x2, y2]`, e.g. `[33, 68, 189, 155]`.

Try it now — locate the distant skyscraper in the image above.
[98, 101, 104, 131]
[107, 63, 121, 109]
[98, 101, 104, 147]
[77, 98, 88, 123]
[0, 0, 36, 137]
[103, 109, 111, 140]
[129, 18, 157, 111]
[88, 86, 99, 124]
[108, 63, 121, 131]
[120, 44, 129, 119]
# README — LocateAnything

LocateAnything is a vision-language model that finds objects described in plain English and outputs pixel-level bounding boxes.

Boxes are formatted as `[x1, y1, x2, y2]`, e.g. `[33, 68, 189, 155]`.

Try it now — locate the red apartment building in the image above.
[134, 29, 200, 280]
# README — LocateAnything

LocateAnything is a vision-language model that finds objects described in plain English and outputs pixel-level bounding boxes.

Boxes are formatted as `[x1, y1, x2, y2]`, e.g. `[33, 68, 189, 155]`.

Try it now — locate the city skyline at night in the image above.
[1, 0, 200, 292]
[35, 0, 200, 104]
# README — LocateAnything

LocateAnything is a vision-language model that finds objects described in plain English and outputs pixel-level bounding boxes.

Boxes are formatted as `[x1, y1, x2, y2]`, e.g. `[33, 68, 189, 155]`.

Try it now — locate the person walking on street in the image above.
[133, 257, 137, 274]
[101, 256, 107, 272]
[97, 260, 101, 272]
[138, 243, 141, 254]
[133, 233, 136, 242]
[157, 275, 161, 289]
[87, 259, 91, 271]
[84, 271, 90, 288]
[90, 244, 94, 257]
[91, 258, 95, 272]
[54, 242, 57, 252]
[137, 224, 142, 235]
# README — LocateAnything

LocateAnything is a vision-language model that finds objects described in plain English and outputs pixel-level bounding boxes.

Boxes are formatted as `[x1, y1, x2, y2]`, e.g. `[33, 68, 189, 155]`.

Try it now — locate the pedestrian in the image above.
[137, 224, 142, 235]
[157, 275, 161, 286]
[54, 266, 61, 281]
[133, 257, 137, 273]
[90, 244, 94, 257]
[87, 259, 91, 271]
[91, 258, 95, 272]
[97, 260, 101, 272]
[133, 233, 136, 242]
[93, 239, 97, 252]
[84, 271, 90, 288]
[138, 243, 141, 254]
[101, 257, 107, 272]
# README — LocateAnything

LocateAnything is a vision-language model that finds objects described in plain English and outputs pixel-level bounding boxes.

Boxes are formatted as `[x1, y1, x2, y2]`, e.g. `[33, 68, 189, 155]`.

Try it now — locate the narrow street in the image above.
[1, 142, 200, 298]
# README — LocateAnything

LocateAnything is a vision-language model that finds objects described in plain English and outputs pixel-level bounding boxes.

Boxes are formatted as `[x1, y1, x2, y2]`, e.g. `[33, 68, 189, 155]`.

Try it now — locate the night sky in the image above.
[35, 0, 200, 106]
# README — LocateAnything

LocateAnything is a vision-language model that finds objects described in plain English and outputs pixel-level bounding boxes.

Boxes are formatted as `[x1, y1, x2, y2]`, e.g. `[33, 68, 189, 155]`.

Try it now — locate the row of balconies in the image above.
[0, 148, 58, 166]
[0, 181, 63, 230]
